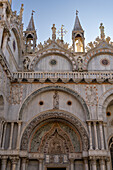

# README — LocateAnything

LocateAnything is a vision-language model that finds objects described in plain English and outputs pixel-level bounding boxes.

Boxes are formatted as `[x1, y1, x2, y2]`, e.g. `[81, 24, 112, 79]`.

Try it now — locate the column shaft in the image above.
[9, 122, 14, 149]
[92, 160, 97, 170]
[88, 122, 93, 150]
[22, 158, 27, 170]
[94, 122, 98, 150]
[16, 122, 21, 149]
[39, 159, 43, 170]
[99, 122, 104, 150]
[1, 158, 7, 170]
[84, 159, 89, 170]
[106, 160, 111, 170]
[0, 121, 4, 148]
[103, 123, 108, 150]
[2, 123, 7, 149]
[100, 159, 106, 170]
[0, 26, 4, 47]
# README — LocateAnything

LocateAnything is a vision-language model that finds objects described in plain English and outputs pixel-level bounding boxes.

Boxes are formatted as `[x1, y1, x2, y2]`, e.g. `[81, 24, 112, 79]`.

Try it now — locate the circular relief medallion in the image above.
[50, 59, 57, 66]
[101, 58, 110, 66]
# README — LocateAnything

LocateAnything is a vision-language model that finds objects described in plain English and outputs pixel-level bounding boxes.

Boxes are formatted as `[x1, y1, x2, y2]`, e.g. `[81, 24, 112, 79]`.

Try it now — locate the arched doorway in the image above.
[20, 111, 89, 170]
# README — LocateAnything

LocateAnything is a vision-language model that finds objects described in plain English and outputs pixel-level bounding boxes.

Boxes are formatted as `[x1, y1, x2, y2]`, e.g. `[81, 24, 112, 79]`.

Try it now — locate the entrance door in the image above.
[47, 168, 66, 170]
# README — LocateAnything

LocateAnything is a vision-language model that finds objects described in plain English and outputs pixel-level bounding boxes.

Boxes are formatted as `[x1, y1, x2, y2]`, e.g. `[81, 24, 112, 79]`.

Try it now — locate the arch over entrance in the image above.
[20, 110, 89, 152]
[19, 85, 90, 120]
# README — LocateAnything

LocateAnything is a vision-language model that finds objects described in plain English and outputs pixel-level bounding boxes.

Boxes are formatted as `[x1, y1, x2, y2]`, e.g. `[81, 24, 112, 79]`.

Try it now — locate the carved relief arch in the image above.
[20, 110, 89, 152]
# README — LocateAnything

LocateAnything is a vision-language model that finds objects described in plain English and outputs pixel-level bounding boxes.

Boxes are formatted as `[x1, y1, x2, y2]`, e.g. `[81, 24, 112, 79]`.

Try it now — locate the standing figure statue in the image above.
[53, 91, 59, 109]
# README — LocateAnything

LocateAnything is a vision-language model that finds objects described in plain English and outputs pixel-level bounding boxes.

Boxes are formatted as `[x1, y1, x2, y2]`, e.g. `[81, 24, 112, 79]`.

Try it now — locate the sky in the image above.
[12, 0, 113, 47]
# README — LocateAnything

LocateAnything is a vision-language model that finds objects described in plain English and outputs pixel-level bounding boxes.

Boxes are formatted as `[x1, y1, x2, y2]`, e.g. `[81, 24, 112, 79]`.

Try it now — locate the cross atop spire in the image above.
[26, 11, 35, 31]
[73, 10, 83, 31]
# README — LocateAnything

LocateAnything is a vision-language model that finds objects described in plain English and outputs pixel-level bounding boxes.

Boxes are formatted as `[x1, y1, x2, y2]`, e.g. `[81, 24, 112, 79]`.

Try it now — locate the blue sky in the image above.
[12, 0, 113, 46]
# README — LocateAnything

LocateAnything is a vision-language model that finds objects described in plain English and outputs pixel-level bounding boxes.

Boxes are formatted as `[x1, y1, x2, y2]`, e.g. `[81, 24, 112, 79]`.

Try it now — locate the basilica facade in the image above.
[0, 1, 113, 170]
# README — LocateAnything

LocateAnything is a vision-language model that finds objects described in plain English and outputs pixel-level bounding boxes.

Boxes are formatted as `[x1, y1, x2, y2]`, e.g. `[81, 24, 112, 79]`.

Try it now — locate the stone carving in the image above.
[8, 84, 23, 104]
[21, 111, 89, 151]
[30, 122, 81, 153]
[77, 56, 83, 71]
[100, 23, 105, 40]
[53, 91, 59, 109]
[38, 123, 75, 154]
[23, 57, 30, 70]
[85, 85, 98, 106]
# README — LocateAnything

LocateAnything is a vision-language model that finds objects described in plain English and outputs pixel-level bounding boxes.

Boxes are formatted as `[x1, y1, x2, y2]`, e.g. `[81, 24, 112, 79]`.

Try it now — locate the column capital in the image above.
[22, 157, 28, 163]
[84, 158, 88, 164]
[1, 156, 8, 164]
[10, 156, 19, 164]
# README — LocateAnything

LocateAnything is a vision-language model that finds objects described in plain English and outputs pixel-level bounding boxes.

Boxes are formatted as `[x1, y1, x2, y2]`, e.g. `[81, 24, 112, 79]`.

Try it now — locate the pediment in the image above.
[95, 41, 113, 51]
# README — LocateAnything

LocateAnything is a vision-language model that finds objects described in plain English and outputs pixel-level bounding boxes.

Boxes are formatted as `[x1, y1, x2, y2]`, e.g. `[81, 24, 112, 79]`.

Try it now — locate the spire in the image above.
[26, 11, 35, 31]
[72, 10, 85, 53]
[24, 10, 37, 53]
[73, 10, 83, 31]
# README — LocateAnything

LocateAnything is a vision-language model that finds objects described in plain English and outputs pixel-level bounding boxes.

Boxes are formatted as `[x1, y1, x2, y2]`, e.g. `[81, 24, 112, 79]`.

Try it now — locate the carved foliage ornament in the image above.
[21, 111, 89, 151]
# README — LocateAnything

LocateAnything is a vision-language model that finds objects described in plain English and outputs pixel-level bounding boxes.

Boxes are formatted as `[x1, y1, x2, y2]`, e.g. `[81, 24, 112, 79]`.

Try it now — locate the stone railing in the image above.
[12, 71, 113, 83]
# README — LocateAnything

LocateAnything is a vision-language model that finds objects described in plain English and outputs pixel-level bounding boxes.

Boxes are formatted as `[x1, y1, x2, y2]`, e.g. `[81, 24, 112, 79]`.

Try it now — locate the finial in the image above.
[19, 4, 24, 20]
[99, 23, 105, 40]
[76, 10, 79, 16]
[32, 10, 35, 16]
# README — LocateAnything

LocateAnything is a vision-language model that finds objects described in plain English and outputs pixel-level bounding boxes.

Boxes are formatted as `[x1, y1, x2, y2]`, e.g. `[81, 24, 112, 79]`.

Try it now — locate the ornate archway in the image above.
[20, 111, 89, 152]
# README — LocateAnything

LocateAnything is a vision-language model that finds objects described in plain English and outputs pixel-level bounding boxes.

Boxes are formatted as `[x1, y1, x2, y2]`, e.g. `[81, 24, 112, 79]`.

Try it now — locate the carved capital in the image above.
[10, 156, 19, 164]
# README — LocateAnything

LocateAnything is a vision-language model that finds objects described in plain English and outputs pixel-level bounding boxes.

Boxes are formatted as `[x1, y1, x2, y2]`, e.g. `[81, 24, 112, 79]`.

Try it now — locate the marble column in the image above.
[70, 159, 74, 170]
[88, 122, 93, 150]
[1, 156, 8, 170]
[91, 159, 97, 170]
[10, 157, 19, 170]
[100, 159, 106, 170]
[0, 120, 4, 148]
[22, 158, 27, 170]
[106, 159, 111, 170]
[16, 121, 22, 149]
[9, 122, 14, 149]
[99, 122, 104, 150]
[0, 26, 4, 47]
[39, 159, 43, 170]
[2, 123, 7, 149]
[84, 158, 89, 170]
[103, 123, 108, 150]
[7, 161, 11, 170]
[93, 122, 98, 150]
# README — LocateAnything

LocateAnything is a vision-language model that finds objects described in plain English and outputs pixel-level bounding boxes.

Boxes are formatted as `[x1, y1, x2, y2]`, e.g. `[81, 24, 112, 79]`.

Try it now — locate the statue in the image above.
[77, 56, 83, 71]
[76, 39, 83, 52]
[23, 57, 30, 70]
[53, 91, 59, 109]
[51, 24, 56, 41]
[99, 23, 105, 40]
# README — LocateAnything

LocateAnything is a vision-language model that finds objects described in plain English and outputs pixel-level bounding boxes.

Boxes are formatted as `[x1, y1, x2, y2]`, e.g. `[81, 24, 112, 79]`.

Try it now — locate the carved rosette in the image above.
[20, 111, 89, 151]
